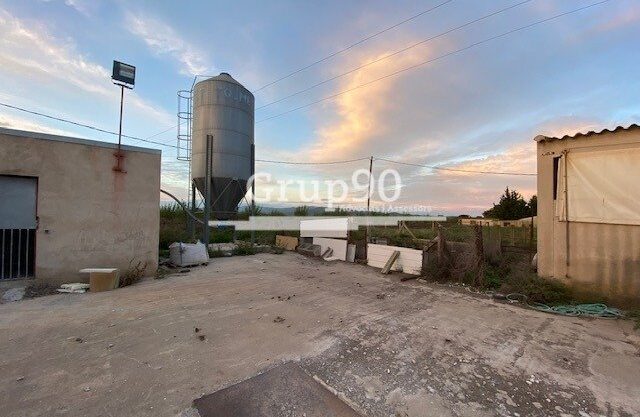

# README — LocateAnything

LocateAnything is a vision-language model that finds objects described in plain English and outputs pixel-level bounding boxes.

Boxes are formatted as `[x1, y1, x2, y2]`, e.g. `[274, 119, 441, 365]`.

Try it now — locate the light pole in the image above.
[111, 60, 136, 173]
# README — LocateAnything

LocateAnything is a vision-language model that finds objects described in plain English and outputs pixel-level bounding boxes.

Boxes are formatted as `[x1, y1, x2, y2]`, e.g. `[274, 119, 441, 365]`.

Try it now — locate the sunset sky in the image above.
[1, 0, 638, 214]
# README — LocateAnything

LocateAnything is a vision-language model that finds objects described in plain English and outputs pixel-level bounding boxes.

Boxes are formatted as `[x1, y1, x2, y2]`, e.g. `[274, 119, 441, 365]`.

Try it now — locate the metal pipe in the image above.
[160, 189, 205, 225]
[114, 84, 125, 172]
[203, 135, 213, 245]
[25, 229, 29, 278]
[1, 230, 4, 279]
[189, 182, 196, 236]
[17, 229, 21, 277]
[117, 84, 124, 150]
[563, 150, 570, 276]
[9, 229, 13, 279]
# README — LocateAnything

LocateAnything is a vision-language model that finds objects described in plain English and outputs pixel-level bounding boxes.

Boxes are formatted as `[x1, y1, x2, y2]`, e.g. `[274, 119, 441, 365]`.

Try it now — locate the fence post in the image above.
[474, 225, 484, 287]
[529, 217, 535, 261]
[436, 224, 452, 280]
[437, 225, 445, 265]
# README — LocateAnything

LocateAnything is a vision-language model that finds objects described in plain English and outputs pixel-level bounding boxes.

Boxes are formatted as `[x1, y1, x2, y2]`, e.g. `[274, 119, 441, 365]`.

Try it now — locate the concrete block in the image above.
[1, 287, 25, 302]
[275, 235, 298, 251]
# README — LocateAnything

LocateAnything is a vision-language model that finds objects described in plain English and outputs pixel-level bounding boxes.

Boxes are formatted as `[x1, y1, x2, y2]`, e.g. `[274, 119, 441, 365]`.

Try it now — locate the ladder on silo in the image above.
[177, 90, 196, 235]
[177, 89, 192, 162]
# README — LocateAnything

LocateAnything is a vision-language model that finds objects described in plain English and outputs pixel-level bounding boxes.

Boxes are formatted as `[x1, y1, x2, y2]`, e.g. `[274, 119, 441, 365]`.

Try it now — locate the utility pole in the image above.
[364, 156, 373, 260]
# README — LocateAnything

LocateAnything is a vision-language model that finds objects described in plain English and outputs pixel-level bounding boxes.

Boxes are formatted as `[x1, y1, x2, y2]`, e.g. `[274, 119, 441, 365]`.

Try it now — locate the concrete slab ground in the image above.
[0, 252, 638, 417]
[193, 362, 360, 417]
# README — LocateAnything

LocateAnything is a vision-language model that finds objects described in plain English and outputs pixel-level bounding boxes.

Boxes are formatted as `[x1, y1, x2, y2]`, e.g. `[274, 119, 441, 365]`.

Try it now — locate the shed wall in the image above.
[536, 129, 640, 306]
[0, 129, 161, 285]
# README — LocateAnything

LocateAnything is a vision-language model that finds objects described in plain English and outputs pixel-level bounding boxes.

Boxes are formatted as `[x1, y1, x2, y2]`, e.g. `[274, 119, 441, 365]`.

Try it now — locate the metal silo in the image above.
[191, 73, 254, 220]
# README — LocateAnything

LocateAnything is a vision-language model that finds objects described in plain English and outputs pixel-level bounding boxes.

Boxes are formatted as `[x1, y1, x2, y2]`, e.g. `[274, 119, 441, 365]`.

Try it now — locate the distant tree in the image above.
[527, 195, 537, 216]
[239, 205, 263, 219]
[483, 188, 530, 220]
[458, 214, 471, 218]
[294, 205, 309, 216]
[324, 207, 350, 216]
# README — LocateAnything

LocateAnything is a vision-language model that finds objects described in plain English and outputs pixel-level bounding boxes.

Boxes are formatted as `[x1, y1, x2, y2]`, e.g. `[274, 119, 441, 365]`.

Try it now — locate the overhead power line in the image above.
[0, 102, 180, 149]
[256, 0, 611, 124]
[145, 123, 181, 140]
[375, 157, 536, 176]
[0, 100, 538, 175]
[256, 0, 532, 111]
[1, 101, 538, 175]
[252, 0, 455, 93]
[256, 157, 370, 165]
[257, 155, 535, 175]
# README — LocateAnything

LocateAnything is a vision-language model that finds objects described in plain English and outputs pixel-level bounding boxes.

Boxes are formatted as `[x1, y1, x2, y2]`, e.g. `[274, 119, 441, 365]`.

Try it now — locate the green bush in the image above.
[233, 242, 256, 256]
[480, 253, 571, 305]
[483, 265, 505, 289]
[159, 227, 191, 250]
[208, 249, 227, 258]
[210, 229, 234, 243]
[497, 270, 571, 305]
[270, 245, 285, 254]
[294, 206, 309, 216]
[159, 203, 186, 220]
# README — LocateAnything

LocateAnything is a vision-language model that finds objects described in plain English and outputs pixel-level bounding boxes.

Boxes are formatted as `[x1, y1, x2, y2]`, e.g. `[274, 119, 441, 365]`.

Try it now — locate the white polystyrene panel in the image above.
[300, 218, 348, 238]
[313, 237, 347, 261]
[367, 243, 422, 275]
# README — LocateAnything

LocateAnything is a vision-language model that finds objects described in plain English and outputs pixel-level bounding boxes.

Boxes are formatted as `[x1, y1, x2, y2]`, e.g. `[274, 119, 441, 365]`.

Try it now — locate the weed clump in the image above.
[495, 269, 571, 305]
[624, 310, 640, 329]
[119, 259, 148, 287]
[24, 283, 58, 299]
[270, 245, 285, 254]
[208, 249, 227, 258]
[233, 242, 256, 256]
[423, 249, 572, 306]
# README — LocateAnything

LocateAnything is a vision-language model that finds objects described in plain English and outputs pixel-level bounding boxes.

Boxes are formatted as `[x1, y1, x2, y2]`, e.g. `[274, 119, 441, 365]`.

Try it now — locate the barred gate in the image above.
[0, 175, 37, 280]
[1, 229, 36, 279]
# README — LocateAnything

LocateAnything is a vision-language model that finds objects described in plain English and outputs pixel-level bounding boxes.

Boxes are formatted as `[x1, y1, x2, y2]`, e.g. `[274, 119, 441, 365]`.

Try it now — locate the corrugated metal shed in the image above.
[534, 123, 640, 143]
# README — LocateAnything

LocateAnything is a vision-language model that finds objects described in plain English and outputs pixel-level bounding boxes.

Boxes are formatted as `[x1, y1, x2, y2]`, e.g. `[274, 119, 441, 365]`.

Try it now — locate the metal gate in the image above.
[0, 175, 37, 279]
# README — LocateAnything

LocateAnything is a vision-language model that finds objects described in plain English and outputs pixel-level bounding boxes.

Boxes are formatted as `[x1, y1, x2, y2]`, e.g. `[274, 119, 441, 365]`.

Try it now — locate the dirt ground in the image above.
[0, 252, 639, 417]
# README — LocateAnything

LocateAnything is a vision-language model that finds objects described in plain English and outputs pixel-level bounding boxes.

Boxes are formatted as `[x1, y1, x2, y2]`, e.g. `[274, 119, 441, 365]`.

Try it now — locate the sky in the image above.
[1, 0, 639, 215]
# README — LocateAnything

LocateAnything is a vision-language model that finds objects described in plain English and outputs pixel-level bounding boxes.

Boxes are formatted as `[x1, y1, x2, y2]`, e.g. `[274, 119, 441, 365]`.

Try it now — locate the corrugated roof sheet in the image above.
[534, 123, 640, 142]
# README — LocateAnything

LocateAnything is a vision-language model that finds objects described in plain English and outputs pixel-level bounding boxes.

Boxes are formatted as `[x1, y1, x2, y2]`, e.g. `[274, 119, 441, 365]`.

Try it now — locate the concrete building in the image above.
[459, 217, 534, 227]
[535, 124, 640, 306]
[0, 127, 161, 285]
[460, 218, 496, 227]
